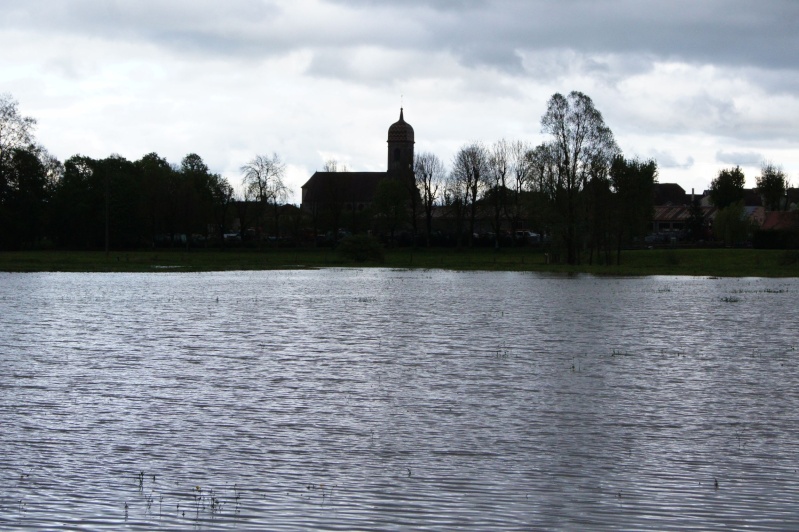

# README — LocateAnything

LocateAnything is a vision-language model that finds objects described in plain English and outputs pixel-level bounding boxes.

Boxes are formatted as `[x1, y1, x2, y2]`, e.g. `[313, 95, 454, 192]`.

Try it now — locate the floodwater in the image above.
[1, 269, 798, 530]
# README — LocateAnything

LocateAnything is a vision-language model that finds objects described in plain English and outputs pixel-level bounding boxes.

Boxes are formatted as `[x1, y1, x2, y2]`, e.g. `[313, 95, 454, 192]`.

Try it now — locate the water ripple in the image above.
[1, 271, 798, 529]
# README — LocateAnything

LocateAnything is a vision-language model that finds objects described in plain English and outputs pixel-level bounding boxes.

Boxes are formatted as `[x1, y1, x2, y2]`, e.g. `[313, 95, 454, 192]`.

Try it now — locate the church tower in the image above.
[387, 108, 414, 178]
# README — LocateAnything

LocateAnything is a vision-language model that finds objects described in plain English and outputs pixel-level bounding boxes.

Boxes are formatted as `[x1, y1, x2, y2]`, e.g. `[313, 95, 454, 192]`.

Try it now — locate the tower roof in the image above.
[387, 108, 414, 143]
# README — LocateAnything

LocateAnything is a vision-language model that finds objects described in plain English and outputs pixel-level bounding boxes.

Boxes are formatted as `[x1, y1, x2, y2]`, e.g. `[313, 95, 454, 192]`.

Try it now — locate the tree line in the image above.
[3, 91, 792, 261]
[705, 162, 793, 246]
[410, 91, 657, 265]
[0, 91, 659, 263]
[0, 93, 293, 251]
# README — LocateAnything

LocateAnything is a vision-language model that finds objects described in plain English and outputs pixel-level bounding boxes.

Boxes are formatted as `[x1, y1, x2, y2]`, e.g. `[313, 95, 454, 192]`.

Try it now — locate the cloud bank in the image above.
[2, 0, 797, 200]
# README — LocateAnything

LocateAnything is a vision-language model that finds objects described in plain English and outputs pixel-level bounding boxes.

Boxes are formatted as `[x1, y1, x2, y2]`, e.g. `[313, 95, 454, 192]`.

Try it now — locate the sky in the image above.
[2, 0, 798, 203]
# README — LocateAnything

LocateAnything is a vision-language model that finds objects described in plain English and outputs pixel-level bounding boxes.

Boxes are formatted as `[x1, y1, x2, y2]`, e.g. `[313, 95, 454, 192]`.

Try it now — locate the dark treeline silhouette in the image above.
[50, 152, 236, 250]
[430, 92, 658, 264]
[0, 93, 249, 251]
[0, 91, 659, 262]
[5, 91, 793, 258]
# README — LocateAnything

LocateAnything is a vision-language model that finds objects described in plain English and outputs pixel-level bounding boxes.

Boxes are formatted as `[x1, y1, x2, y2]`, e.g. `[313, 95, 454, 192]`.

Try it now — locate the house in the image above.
[652, 183, 688, 206]
[650, 184, 710, 238]
[761, 211, 799, 231]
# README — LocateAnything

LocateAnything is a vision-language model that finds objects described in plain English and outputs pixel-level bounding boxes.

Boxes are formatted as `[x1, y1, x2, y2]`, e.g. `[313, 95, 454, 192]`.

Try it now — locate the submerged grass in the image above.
[0, 247, 798, 277]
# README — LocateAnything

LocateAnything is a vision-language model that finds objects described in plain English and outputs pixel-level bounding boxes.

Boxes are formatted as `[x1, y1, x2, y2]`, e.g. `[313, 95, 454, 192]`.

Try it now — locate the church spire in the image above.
[387, 108, 414, 175]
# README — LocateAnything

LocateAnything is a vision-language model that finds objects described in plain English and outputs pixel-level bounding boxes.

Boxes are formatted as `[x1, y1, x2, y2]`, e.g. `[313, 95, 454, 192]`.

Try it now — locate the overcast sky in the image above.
[3, 0, 798, 203]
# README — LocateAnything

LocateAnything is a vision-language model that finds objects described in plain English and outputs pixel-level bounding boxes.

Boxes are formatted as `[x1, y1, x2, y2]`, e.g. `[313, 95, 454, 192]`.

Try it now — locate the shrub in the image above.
[778, 250, 799, 266]
[663, 249, 680, 266]
[337, 235, 385, 263]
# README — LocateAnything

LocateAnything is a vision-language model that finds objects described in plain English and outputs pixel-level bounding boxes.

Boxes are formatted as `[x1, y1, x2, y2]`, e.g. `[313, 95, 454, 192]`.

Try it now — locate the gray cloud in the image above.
[4, 0, 798, 201]
[4, 0, 797, 72]
[716, 151, 763, 166]
[650, 150, 694, 170]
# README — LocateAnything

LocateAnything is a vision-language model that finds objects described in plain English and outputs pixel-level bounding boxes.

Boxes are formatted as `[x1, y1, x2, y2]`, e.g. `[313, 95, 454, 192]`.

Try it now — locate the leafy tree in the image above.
[610, 155, 658, 264]
[180, 153, 216, 242]
[413, 151, 445, 247]
[95, 154, 142, 249]
[51, 155, 102, 248]
[0, 148, 50, 249]
[135, 152, 174, 243]
[685, 197, 707, 242]
[713, 200, 752, 246]
[756, 162, 788, 211]
[209, 174, 234, 245]
[708, 166, 745, 209]
[541, 91, 618, 264]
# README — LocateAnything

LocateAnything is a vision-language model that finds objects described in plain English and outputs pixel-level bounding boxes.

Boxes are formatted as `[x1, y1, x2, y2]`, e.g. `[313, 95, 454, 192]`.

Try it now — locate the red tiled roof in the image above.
[761, 211, 799, 231]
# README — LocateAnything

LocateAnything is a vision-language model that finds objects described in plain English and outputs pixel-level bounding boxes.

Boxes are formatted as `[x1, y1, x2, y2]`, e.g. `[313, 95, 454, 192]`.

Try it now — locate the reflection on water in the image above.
[1, 270, 798, 530]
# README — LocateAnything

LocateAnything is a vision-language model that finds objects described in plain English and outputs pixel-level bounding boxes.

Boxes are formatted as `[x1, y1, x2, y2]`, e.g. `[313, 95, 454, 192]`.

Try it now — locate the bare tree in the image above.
[527, 143, 558, 198]
[323, 159, 348, 173]
[414, 151, 445, 247]
[451, 142, 489, 247]
[487, 139, 510, 248]
[506, 140, 532, 240]
[241, 153, 289, 243]
[443, 166, 468, 248]
[541, 91, 617, 264]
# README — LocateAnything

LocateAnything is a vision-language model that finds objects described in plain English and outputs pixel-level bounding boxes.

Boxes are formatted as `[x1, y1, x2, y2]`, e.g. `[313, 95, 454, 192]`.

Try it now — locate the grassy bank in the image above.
[1, 247, 798, 277]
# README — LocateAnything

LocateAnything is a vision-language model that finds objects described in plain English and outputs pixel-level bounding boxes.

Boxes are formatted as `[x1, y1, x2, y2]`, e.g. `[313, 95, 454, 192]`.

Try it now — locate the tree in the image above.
[708, 166, 745, 209]
[713, 200, 751, 246]
[486, 139, 510, 249]
[0, 148, 49, 249]
[0, 94, 51, 250]
[0, 94, 37, 183]
[136, 152, 174, 243]
[443, 165, 468, 248]
[95, 154, 142, 250]
[323, 159, 348, 173]
[451, 142, 489, 247]
[209, 175, 234, 245]
[685, 197, 707, 242]
[610, 155, 658, 264]
[585, 171, 613, 265]
[756, 162, 788, 211]
[50, 155, 102, 248]
[541, 91, 618, 264]
[241, 153, 289, 243]
[413, 151, 445, 247]
[180, 153, 218, 243]
[506, 140, 532, 241]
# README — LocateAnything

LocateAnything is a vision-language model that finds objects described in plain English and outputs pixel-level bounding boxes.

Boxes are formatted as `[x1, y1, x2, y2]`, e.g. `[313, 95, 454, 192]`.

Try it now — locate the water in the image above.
[1, 269, 798, 530]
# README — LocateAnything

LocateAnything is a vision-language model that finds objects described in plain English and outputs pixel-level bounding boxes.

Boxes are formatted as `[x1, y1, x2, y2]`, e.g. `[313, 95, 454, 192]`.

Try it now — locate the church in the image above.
[300, 109, 415, 216]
